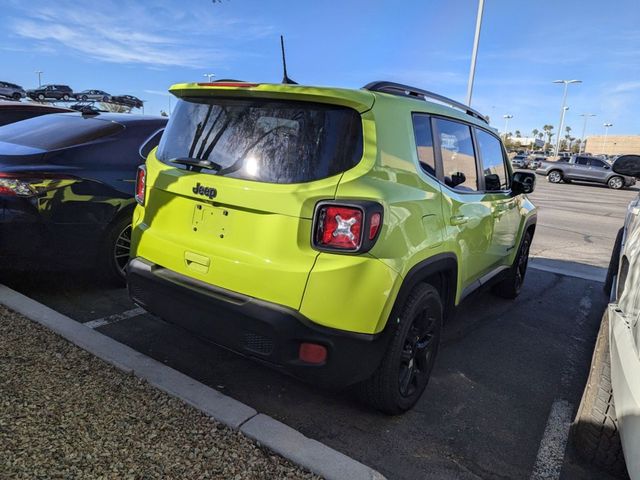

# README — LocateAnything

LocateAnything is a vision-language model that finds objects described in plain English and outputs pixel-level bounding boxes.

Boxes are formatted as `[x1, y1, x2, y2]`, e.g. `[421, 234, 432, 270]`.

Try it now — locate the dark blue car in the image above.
[0, 111, 166, 282]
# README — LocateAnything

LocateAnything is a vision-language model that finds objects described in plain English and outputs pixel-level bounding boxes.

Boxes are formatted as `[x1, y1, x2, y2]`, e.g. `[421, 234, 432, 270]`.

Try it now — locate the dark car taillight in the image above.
[312, 201, 383, 253]
[0, 172, 76, 197]
[135, 165, 146, 206]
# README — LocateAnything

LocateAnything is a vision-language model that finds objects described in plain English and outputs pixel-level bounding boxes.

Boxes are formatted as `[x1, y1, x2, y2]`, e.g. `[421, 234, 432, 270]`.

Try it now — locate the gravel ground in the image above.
[0, 305, 319, 480]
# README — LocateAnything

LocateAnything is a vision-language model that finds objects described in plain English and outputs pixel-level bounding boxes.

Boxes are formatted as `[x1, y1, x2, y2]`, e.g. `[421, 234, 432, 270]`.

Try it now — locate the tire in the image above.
[572, 313, 628, 478]
[548, 170, 563, 183]
[37, 93, 45, 101]
[99, 214, 132, 286]
[358, 283, 442, 415]
[62, 94, 70, 101]
[492, 230, 532, 299]
[102, 96, 109, 102]
[604, 228, 624, 296]
[12, 92, 21, 100]
[608, 176, 624, 190]
[81, 95, 88, 101]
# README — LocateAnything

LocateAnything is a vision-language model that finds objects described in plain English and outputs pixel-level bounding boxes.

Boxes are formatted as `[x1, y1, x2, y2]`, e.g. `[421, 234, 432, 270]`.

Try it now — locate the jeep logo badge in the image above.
[192, 183, 217, 199]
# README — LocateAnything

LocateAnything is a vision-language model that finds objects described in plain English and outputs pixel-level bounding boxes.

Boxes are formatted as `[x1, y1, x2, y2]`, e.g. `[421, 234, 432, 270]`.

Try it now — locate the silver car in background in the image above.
[74, 89, 111, 102]
[536, 154, 636, 189]
[573, 154, 640, 479]
[0, 81, 26, 100]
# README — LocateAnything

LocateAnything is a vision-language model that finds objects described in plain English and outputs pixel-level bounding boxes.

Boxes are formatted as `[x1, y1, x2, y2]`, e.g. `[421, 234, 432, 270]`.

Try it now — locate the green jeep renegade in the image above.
[127, 80, 537, 414]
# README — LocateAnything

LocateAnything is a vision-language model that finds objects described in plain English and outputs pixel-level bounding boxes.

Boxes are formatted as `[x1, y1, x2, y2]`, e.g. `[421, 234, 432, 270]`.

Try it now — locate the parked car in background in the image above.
[112, 94, 143, 109]
[573, 154, 640, 479]
[0, 101, 74, 127]
[75, 89, 111, 102]
[27, 84, 74, 101]
[536, 154, 636, 189]
[127, 80, 537, 414]
[528, 156, 547, 170]
[0, 81, 26, 100]
[0, 112, 166, 282]
[512, 154, 529, 169]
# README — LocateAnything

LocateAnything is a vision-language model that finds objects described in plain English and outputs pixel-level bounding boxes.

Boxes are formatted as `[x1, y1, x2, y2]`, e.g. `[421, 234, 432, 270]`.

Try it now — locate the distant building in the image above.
[507, 136, 544, 147]
[585, 135, 640, 155]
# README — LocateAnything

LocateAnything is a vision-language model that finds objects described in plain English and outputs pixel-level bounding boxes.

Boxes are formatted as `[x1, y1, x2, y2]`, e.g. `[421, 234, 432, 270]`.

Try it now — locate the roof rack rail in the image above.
[363, 81, 489, 124]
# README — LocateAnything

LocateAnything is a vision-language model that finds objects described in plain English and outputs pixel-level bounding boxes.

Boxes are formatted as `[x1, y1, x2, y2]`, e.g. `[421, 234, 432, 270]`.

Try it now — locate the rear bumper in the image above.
[126, 257, 392, 388]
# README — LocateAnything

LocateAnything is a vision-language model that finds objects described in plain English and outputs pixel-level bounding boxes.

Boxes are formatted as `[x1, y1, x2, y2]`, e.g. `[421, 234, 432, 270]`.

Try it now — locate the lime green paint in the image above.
[130, 83, 536, 335]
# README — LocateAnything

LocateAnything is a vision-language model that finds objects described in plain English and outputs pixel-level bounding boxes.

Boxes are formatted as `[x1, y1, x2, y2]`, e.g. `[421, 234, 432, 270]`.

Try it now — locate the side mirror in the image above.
[449, 171, 467, 188]
[512, 171, 536, 195]
[612, 155, 640, 178]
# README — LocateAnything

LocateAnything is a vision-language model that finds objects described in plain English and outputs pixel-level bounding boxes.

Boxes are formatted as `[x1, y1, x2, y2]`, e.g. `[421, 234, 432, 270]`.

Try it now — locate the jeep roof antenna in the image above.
[280, 35, 297, 85]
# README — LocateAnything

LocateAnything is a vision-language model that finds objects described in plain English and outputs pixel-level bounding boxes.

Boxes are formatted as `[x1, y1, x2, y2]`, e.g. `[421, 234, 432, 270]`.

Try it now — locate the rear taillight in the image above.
[312, 201, 383, 253]
[135, 165, 146, 206]
[0, 172, 76, 197]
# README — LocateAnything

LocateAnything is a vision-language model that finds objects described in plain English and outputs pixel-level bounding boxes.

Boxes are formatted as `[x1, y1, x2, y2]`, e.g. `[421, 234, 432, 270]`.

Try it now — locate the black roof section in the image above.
[363, 81, 489, 124]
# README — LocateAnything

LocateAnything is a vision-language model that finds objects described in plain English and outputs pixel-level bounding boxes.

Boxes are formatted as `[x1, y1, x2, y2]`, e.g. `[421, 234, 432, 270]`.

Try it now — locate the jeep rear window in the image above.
[0, 114, 124, 150]
[156, 98, 363, 184]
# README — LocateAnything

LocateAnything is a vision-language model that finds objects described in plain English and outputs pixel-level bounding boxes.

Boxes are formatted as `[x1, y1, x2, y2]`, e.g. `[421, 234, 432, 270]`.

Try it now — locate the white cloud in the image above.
[9, 0, 273, 69]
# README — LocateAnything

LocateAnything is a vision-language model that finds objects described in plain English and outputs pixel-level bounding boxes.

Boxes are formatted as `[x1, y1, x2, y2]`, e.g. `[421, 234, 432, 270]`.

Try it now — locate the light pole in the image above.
[35, 71, 43, 87]
[503, 114, 513, 140]
[578, 113, 596, 154]
[465, 0, 485, 106]
[203, 73, 215, 82]
[553, 79, 581, 157]
[603, 123, 613, 154]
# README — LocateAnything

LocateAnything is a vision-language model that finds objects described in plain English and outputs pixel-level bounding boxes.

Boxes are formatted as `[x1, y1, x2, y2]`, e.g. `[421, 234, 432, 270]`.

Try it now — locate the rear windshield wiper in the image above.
[170, 157, 222, 172]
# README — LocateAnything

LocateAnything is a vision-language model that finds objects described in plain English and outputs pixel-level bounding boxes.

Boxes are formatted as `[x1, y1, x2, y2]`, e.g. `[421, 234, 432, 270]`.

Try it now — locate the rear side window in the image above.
[476, 129, 509, 191]
[588, 158, 606, 168]
[412, 114, 436, 176]
[157, 98, 363, 184]
[575, 157, 589, 165]
[434, 118, 478, 192]
[0, 114, 124, 150]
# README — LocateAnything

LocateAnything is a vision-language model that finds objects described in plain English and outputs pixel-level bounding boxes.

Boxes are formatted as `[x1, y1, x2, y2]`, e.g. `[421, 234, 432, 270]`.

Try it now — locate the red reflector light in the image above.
[135, 165, 146, 206]
[197, 82, 259, 88]
[317, 206, 363, 250]
[369, 212, 381, 240]
[299, 343, 327, 364]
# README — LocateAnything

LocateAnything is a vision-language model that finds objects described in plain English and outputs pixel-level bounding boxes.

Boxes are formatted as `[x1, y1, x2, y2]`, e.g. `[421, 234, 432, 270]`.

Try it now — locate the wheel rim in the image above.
[398, 307, 438, 398]
[549, 171, 561, 183]
[113, 224, 132, 277]
[610, 177, 623, 189]
[514, 237, 531, 291]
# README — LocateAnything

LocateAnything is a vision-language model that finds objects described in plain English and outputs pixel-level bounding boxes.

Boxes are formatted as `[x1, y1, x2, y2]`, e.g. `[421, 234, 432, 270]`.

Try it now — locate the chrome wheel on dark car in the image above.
[114, 223, 132, 277]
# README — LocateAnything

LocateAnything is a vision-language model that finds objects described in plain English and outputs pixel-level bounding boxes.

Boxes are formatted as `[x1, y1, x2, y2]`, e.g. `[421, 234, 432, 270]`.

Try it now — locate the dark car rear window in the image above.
[0, 114, 124, 150]
[156, 97, 363, 184]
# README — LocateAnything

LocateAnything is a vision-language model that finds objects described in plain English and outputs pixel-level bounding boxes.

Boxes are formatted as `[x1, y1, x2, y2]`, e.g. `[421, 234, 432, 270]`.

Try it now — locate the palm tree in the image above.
[543, 125, 554, 147]
[532, 128, 539, 138]
[515, 130, 522, 138]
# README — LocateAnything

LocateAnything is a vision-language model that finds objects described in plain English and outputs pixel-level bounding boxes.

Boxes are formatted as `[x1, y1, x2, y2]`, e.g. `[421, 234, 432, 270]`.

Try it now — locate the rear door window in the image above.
[0, 114, 124, 150]
[434, 118, 478, 192]
[156, 98, 363, 184]
[575, 157, 589, 165]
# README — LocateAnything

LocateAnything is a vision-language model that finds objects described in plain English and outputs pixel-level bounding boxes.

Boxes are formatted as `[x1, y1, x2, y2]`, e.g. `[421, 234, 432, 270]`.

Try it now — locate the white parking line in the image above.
[530, 293, 594, 480]
[530, 399, 574, 480]
[84, 307, 146, 329]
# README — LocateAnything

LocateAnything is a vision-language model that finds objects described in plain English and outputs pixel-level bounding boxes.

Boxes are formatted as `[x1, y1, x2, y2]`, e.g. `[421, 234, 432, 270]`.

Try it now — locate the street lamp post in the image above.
[578, 113, 596, 154]
[553, 79, 582, 157]
[203, 73, 215, 82]
[35, 71, 43, 87]
[503, 114, 513, 140]
[603, 123, 613, 154]
[466, 0, 485, 106]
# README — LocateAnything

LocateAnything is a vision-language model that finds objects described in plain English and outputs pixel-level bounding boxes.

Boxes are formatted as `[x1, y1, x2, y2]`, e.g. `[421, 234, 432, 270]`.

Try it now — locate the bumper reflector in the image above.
[299, 343, 327, 364]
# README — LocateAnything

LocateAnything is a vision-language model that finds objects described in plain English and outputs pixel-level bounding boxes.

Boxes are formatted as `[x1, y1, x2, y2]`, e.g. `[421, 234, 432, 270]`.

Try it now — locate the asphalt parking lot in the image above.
[2, 178, 637, 480]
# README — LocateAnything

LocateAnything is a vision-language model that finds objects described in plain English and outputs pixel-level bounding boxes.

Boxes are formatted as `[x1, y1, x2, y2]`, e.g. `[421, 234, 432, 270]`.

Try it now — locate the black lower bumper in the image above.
[126, 257, 391, 389]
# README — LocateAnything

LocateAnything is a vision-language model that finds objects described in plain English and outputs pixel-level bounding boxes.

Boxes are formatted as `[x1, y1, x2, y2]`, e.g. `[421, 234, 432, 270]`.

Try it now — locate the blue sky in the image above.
[2, 0, 640, 137]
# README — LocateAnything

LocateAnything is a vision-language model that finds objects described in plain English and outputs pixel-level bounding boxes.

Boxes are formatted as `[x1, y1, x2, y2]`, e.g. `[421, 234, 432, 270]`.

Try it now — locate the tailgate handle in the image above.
[184, 251, 210, 273]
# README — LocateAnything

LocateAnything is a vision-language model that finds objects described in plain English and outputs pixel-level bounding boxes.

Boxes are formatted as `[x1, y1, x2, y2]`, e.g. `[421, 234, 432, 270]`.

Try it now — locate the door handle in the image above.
[450, 215, 469, 226]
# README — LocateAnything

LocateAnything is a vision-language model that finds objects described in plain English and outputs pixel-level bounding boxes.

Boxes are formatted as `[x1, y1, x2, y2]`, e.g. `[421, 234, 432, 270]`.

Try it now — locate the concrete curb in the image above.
[0, 284, 386, 480]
